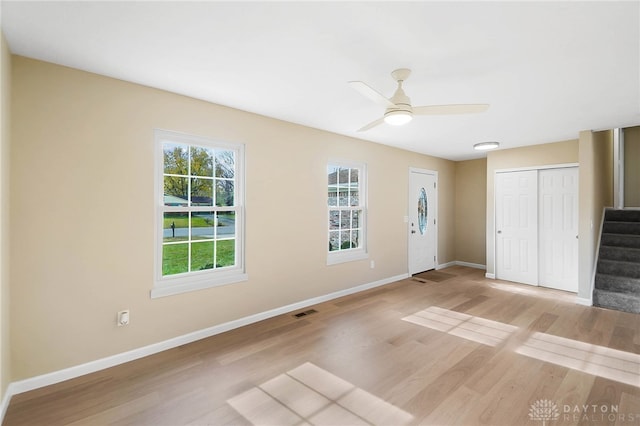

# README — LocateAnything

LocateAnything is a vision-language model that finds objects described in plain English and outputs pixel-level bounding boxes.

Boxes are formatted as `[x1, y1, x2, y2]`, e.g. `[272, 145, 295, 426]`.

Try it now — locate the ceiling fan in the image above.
[349, 68, 489, 132]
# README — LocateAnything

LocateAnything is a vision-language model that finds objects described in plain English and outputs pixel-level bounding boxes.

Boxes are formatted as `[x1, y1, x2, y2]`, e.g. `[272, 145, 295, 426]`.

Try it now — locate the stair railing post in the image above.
[613, 128, 624, 209]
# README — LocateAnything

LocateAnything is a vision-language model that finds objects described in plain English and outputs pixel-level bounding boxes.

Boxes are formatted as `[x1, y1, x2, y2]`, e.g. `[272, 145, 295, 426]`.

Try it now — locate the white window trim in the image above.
[327, 160, 368, 266]
[152, 129, 247, 298]
[327, 247, 369, 265]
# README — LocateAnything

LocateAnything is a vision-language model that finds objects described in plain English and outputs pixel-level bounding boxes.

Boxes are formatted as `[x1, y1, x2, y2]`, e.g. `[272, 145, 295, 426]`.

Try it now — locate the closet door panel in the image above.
[496, 170, 538, 286]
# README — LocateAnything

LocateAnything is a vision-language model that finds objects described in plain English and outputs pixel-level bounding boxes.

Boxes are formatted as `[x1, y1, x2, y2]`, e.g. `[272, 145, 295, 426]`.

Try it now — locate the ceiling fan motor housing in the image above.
[389, 68, 412, 110]
[384, 79, 413, 125]
[385, 80, 413, 124]
[388, 83, 412, 113]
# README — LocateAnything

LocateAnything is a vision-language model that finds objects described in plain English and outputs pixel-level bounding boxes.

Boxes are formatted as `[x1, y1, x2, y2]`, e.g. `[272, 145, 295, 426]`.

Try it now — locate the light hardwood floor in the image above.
[4, 266, 640, 425]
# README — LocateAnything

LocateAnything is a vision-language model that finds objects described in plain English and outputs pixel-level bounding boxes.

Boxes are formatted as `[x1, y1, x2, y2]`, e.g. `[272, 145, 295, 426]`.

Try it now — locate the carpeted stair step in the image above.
[593, 209, 640, 315]
[594, 273, 640, 293]
[593, 288, 640, 314]
[597, 259, 640, 279]
[599, 246, 640, 263]
[600, 233, 640, 249]
[604, 209, 640, 223]
[603, 221, 640, 235]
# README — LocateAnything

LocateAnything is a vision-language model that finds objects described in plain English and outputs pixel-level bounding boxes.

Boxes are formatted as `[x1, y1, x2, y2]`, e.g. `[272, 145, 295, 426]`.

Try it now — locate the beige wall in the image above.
[2, 51, 620, 390]
[624, 126, 640, 207]
[0, 32, 11, 403]
[578, 130, 613, 300]
[454, 158, 486, 266]
[10, 56, 457, 380]
[485, 139, 579, 277]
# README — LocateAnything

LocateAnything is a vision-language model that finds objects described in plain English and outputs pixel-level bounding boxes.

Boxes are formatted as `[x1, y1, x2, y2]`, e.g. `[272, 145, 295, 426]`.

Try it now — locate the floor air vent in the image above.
[293, 309, 318, 318]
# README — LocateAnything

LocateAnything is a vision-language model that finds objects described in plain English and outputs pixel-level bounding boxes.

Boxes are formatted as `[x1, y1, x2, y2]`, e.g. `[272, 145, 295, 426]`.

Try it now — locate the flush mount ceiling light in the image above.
[473, 141, 500, 151]
[384, 109, 413, 126]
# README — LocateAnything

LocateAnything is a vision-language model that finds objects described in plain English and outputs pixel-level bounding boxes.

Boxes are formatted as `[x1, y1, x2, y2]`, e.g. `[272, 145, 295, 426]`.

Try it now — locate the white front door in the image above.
[495, 170, 538, 286]
[538, 167, 579, 292]
[409, 169, 437, 274]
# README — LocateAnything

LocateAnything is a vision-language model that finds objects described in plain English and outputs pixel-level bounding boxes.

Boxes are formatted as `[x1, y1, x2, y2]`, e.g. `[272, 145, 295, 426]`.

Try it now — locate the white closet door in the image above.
[538, 167, 579, 292]
[496, 170, 539, 286]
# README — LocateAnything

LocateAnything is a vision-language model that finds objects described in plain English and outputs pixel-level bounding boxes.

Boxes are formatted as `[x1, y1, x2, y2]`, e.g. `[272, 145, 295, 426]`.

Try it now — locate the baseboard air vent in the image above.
[293, 309, 318, 318]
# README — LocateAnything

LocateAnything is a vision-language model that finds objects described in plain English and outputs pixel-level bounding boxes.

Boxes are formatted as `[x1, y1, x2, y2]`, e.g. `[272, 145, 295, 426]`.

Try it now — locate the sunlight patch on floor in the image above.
[402, 306, 519, 347]
[227, 362, 414, 426]
[515, 332, 640, 387]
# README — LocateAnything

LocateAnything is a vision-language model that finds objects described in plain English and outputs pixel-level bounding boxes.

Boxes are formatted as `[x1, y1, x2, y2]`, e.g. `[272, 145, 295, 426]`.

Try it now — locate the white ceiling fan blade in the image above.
[413, 104, 490, 115]
[357, 117, 385, 132]
[348, 81, 396, 108]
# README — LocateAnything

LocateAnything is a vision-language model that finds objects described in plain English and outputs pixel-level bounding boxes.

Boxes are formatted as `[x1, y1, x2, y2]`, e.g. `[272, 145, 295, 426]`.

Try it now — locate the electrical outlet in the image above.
[370, 260, 375, 269]
[117, 310, 130, 327]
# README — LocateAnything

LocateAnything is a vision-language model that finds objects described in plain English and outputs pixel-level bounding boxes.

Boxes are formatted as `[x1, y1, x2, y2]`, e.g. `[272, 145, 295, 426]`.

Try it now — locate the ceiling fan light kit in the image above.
[473, 141, 500, 151]
[349, 68, 490, 132]
[384, 110, 412, 126]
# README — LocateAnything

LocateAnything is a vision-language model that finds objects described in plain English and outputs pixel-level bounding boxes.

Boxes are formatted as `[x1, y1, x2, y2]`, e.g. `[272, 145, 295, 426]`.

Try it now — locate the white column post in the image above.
[613, 128, 624, 209]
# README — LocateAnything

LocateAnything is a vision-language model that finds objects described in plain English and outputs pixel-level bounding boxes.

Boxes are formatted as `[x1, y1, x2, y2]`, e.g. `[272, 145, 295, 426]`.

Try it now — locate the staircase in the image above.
[593, 209, 640, 314]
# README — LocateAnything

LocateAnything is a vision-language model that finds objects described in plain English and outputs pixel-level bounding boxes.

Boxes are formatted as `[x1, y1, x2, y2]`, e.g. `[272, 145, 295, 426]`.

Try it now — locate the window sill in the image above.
[151, 272, 248, 298]
[326, 250, 369, 266]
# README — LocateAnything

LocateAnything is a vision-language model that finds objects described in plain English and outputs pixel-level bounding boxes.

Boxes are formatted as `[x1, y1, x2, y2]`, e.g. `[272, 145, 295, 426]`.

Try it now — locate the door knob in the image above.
[497, 230, 502, 234]
[411, 230, 416, 234]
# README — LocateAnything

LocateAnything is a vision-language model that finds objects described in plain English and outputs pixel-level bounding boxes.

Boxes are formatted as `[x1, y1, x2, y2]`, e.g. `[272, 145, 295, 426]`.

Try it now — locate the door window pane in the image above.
[418, 187, 427, 235]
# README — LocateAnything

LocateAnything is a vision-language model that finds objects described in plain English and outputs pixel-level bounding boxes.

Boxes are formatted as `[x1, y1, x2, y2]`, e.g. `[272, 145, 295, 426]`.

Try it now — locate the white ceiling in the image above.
[1, 1, 639, 160]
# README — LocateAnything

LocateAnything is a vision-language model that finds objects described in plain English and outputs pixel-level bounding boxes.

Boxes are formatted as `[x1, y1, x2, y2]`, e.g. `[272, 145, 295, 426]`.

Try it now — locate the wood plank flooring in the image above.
[4, 266, 640, 425]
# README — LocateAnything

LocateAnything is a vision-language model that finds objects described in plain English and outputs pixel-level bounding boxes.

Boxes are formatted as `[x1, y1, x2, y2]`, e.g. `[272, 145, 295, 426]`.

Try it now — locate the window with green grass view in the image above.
[154, 130, 246, 297]
[327, 162, 367, 265]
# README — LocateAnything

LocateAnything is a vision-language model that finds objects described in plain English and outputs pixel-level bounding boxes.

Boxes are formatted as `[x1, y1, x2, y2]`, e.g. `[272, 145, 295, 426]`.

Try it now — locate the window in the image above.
[153, 130, 246, 298]
[327, 161, 367, 265]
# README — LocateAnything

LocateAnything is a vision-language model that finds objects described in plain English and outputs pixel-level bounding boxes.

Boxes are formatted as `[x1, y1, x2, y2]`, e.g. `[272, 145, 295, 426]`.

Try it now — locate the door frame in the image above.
[408, 167, 438, 274]
[492, 162, 579, 285]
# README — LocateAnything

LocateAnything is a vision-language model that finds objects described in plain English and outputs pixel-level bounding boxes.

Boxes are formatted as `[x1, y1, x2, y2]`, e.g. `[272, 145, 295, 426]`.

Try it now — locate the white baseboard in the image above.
[437, 261, 486, 271]
[485, 273, 496, 279]
[454, 261, 486, 270]
[576, 297, 592, 306]
[436, 261, 456, 270]
[6, 273, 409, 398]
[0, 388, 11, 424]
